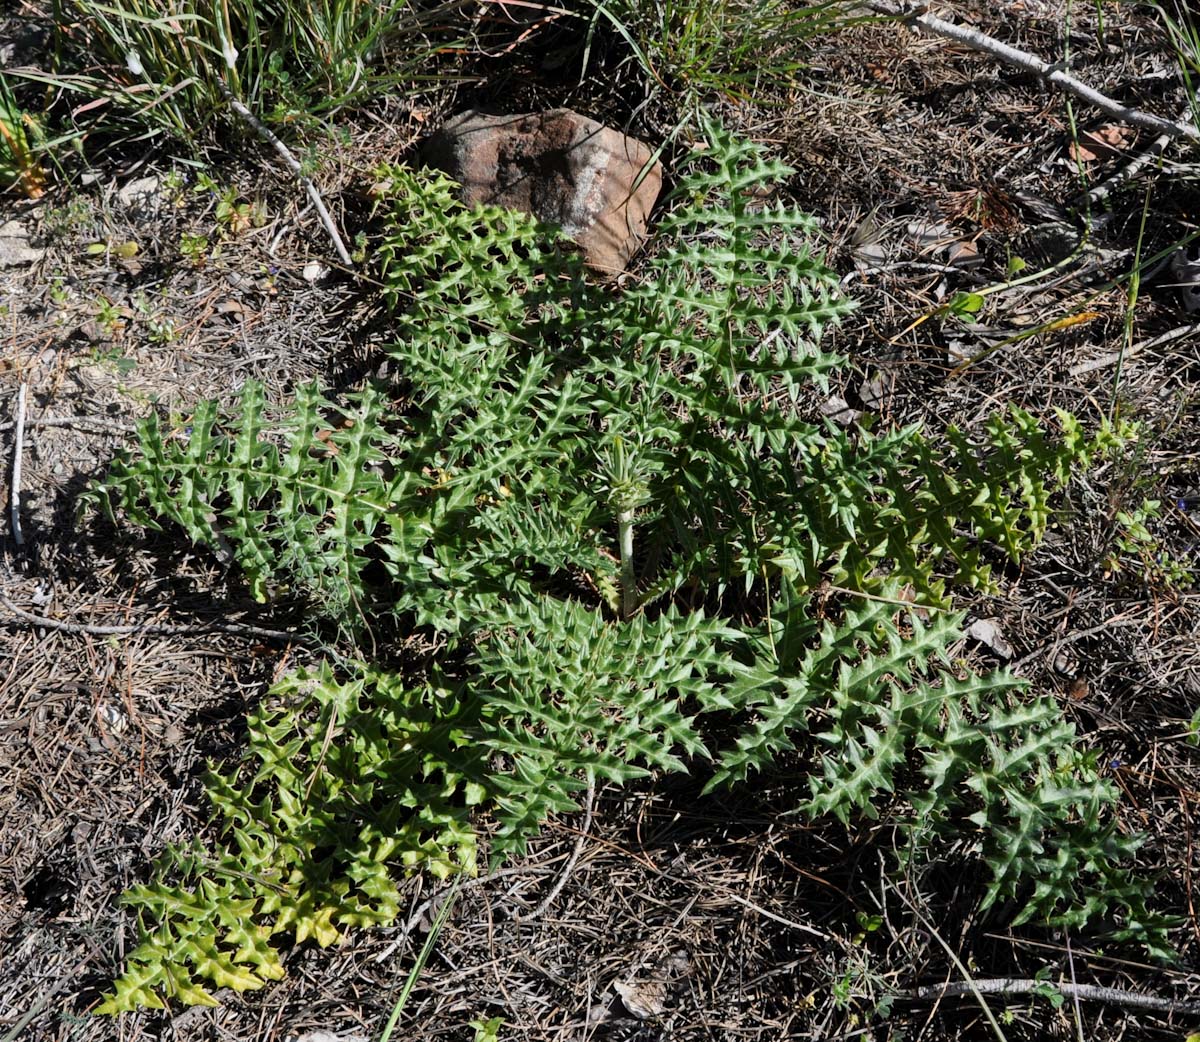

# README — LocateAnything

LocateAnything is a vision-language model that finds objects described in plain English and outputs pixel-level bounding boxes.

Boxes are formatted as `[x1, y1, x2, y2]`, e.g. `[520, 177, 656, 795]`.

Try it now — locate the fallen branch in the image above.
[1009, 614, 1142, 672]
[868, 2, 1200, 142]
[219, 81, 353, 267]
[653, 864, 833, 942]
[906, 978, 1200, 1017]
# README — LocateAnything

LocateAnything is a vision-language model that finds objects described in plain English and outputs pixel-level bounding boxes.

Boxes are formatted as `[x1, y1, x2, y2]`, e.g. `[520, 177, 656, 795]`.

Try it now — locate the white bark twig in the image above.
[618, 507, 637, 619]
[0, 414, 134, 436]
[372, 864, 557, 964]
[868, 2, 1200, 142]
[1068, 323, 1198, 378]
[1081, 124, 1176, 207]
[219, 81, 353, 266]
[907, 978, 1200, 1016]
[0, 590, 303, 642]
[517, 772, 596, 923]
[10, 383, 26, 549]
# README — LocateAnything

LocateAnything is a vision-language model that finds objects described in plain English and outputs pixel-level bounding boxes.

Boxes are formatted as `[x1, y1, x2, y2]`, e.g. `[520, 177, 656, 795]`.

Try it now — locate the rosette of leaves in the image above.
[92, 117, 1168, 1011]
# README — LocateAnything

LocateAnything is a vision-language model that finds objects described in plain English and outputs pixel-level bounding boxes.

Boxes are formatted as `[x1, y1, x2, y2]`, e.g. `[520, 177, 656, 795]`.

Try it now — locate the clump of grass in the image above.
[1156, 1, 1200, 131]
[579, 0, 869, 103]
[37, 0, 469, 145]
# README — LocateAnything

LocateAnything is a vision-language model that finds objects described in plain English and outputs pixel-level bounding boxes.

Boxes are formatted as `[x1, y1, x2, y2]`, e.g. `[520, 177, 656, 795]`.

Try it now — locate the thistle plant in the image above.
[91, 118, 1169, 1012]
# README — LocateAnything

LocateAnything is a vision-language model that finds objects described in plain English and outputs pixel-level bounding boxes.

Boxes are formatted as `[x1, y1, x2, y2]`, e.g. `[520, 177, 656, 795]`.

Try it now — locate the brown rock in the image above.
[422, 109, 662, 278]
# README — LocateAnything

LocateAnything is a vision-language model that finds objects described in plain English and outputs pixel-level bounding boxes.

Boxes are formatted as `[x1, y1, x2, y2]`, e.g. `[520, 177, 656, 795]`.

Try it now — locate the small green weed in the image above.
[1103, 498, 1195, 592]
[829, 947, 893, 1019]
[91, 296, 130, 337]
[146, 320, 177, 345]
[216, 192, 263, 235]
[178, 233, 210, 265]
[162, 168, 188, 201]
[132, 293, 180, 345]
[194, 174, 265, 235]
[48, 275, 70, 308]
[90, 348, 138, 376]
[41, 195, 93, 240]
[470, 1018, 504, 1042]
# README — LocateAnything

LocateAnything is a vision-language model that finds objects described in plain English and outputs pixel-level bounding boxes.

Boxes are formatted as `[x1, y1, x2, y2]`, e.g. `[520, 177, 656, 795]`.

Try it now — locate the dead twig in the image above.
[868, 2, 1200, 142]
[9, 383, 25, 549]
[649, 864, 833, 942]
[0, 955, 92, 1042]
[1069, 323, 1199, 378]
[372, 864, 558, 964]
[889, 872, 1009, 1042]
[0, 589, 302, 643]
[517, 771, 596, 923]
[1076, 103, 1195, 209]
[1010, 614, 1143, 672]
[0, 414, 135, 436]
[219, 81, 353, 267]
[376, 777, 595, 963]
[906, 978, 1200, 1016]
